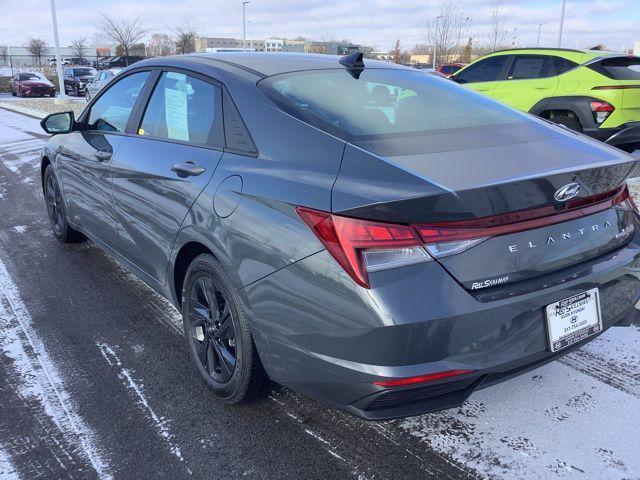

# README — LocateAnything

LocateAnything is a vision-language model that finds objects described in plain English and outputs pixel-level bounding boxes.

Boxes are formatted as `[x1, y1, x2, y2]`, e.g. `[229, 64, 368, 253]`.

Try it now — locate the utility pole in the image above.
[432, 15, 443, 70]
[242, 2, 250, 52]
[49, 0, 70, 103]
[7, 45, 13, 77]
[537, 23, 546, 47]
[557, 0, 566, 47]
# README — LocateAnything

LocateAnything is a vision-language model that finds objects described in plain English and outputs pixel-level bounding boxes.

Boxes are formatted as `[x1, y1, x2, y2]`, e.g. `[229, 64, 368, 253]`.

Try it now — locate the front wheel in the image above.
[43, 165, 84, 243]
[182, 254, 268, 403]
[74, 85, 80, 96]
[85, 90, 91, 101]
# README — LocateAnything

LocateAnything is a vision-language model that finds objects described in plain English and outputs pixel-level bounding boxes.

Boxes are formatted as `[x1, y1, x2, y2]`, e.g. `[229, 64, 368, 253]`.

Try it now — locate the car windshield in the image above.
[259, 68, 525, 141]
[19, 73, 40, 81]
[74, 68, 96, 76]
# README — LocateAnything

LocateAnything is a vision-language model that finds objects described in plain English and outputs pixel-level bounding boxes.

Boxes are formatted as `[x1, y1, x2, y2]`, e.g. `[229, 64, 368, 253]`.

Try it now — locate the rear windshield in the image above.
[258, 68, 525, 142]
[589, 56, 640, 80]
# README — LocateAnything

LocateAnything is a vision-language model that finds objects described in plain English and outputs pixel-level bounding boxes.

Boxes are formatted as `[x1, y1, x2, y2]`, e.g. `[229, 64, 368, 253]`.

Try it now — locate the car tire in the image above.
[85, 90, 91, 102]
[11, 89, 16, 96]
[74, 85, 80, 96]
[550, 115, 583, 133]
[50, 93, 55, 98]
[182, 254, 268, 403]
[43, 165, 84, 243]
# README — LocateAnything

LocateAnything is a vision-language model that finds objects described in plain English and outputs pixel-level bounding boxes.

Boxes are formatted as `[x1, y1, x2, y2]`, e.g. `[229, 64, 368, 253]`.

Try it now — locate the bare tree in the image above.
[0, 45, 7, 66]
[70, 37, 89, 61]
[148, 33, 174, 57]
[172, 24, 196, 55]
[391, 40, 401, 64]
[424, 1, 470, 64]
[25, 37, 47, 67]
[485, 0, 508, 52]
[460, 37, 473, 63]
[100, 14, 147, 65]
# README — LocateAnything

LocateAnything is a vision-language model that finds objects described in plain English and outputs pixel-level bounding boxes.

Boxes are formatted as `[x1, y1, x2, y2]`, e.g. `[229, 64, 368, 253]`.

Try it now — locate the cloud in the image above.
[0, 0, 636, 52]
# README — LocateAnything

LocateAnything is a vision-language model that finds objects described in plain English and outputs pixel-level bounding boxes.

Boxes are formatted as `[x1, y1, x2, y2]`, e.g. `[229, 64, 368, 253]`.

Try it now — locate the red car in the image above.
[435, 63, 466, 78]
[10, 72, 56, 97]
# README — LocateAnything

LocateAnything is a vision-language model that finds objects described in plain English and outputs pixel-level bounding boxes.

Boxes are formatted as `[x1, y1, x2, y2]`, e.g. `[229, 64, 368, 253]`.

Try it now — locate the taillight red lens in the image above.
[296, 206, 423, 287]
[373, 369, 476, 387]
[589, 101, 615, 112]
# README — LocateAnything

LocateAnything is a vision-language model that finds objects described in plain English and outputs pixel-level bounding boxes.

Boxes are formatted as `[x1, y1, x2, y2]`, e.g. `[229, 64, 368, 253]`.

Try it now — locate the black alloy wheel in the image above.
[44, 169, 65, 237]
[43, 165, 83, 243]
[182, 254, 268, 403]
[187, 275, 238, 383]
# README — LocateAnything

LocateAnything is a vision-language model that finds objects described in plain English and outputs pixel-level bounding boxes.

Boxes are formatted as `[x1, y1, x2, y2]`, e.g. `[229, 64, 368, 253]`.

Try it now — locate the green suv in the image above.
[452, 48, 640, 151]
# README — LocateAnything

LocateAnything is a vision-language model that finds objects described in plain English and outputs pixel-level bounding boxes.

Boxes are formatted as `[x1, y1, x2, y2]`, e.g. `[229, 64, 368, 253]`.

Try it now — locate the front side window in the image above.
[138, 72, 218, 145]
[508, 55, 555, 80]
[455, 56, 508, 83]
[87, 71, 150, 133]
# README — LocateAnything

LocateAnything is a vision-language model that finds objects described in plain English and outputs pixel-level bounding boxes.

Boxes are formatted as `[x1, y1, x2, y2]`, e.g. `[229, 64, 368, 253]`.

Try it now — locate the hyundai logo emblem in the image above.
[554, 183, 581, 202]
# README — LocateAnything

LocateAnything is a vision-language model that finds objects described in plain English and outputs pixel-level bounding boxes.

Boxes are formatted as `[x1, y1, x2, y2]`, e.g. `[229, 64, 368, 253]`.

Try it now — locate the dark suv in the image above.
[63, 67, 97, 96]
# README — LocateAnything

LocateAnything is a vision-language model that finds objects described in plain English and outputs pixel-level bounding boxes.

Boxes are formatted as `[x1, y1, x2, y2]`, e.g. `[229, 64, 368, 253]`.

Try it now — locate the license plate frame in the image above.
[545, 288, 602, 353]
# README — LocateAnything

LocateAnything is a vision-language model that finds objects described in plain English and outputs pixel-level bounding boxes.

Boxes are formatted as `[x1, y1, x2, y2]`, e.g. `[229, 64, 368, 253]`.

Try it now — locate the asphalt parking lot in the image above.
[1, 106, 640, 480]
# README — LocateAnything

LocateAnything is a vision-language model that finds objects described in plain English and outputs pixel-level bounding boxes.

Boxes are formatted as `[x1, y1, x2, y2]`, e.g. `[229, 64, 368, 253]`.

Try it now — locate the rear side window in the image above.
[87, 71, 149, 133]
[508, 55, 554, 79]
[589, 56, 640, 80]
[138, 72, 218, 145]
[455, 56, 508, 83]
[553, 57, 578, 75]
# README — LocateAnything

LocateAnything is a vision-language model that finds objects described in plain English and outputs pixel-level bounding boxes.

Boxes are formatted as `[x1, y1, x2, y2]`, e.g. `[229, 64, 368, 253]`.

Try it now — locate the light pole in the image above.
[247, 20, 253, 51]
[242, 1, 250, 52]
[557, 0, 566, 47]
[537, 23, 546, 47]
[432, 15, 443, 70]
[49, 0, 70, 103]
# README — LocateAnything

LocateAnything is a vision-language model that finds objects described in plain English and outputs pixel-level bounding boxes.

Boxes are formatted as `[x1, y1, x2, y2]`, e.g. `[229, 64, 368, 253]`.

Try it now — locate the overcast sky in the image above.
[0, 0, 638, 52]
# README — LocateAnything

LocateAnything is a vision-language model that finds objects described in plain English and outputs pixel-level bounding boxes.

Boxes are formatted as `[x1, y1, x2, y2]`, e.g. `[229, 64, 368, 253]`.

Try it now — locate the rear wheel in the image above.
[11, 89, 16, 96]
[549, 115, 582, 133]
[182, 254, 268, 403]
[74, 84, 80, 96]
[43, 165, 84, 243]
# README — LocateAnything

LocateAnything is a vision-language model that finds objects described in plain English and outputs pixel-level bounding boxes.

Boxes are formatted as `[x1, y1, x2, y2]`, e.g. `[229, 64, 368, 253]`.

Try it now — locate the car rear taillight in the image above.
[296, 207, 430, 288]
[297, 186, 629, 288]
[589, 100, 615, 124]
[373, 369, 476, 387]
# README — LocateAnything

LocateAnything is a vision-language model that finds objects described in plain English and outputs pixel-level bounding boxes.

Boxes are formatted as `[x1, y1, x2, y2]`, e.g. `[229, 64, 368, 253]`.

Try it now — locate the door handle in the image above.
[94, 150, 112, 162]
[171, 161, 205, 178]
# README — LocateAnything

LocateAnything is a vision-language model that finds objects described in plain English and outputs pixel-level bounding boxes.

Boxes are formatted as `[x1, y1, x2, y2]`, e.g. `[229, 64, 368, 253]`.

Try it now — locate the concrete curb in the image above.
[0, 102, 47, 119]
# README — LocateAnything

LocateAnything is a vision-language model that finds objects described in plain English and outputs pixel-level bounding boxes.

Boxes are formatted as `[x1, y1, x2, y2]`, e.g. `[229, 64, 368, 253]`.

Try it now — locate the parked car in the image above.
[63, 67, 97, 96]
[10, 72, 56, 97]
[49, 57, 71, 66]
[435, 62, 466, 77]
[85, 68, 122, 101]
[452, 48, 640, 152]
[96, 56, 144, 70]
[38, 53, 640, 420]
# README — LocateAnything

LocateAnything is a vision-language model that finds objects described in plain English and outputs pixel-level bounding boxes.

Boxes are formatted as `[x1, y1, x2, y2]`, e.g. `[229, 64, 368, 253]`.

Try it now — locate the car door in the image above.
[57, 70, 151, 247]
[492, 55, 560, 111]
[109, 69, 224, 284]
[453, 55, 511, 97]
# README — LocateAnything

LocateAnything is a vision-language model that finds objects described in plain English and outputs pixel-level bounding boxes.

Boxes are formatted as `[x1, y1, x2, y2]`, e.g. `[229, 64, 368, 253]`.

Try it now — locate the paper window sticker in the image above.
[164, 88, 189, 142]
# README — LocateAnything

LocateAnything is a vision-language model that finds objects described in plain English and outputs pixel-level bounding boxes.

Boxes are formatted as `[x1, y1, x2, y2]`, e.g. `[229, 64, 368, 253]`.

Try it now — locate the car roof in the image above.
[179, 52, 409, 77]
[482, 48, 630, 63]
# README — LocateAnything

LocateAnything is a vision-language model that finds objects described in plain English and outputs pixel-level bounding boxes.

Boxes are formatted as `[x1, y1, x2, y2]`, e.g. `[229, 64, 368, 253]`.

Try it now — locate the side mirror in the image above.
[40, 112, 75, 135]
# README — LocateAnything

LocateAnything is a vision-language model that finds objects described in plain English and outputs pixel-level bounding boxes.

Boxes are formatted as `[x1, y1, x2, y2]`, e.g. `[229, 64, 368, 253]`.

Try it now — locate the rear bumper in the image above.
[243, 231, 640, 420]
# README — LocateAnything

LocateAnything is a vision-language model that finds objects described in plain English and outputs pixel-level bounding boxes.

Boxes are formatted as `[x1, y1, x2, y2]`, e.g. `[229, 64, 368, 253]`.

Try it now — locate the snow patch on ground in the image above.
[0, 442, 18, 479]
[399, 332, 640, 479]
[10, 226, 26, 234]
[96, 342, 189, 470]
[0, 255, 112, 479]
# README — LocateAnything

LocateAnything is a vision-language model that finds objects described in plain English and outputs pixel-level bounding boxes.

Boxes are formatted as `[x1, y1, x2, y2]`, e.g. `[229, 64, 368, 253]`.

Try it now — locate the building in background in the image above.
[265, 38, 284, 52]
[195, 37, 266, 52]
[634, 41, 640, 55]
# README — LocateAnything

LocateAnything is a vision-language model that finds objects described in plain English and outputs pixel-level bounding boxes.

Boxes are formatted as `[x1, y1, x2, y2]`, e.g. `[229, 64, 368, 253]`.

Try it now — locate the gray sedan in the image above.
[38, 53, 640, 420]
